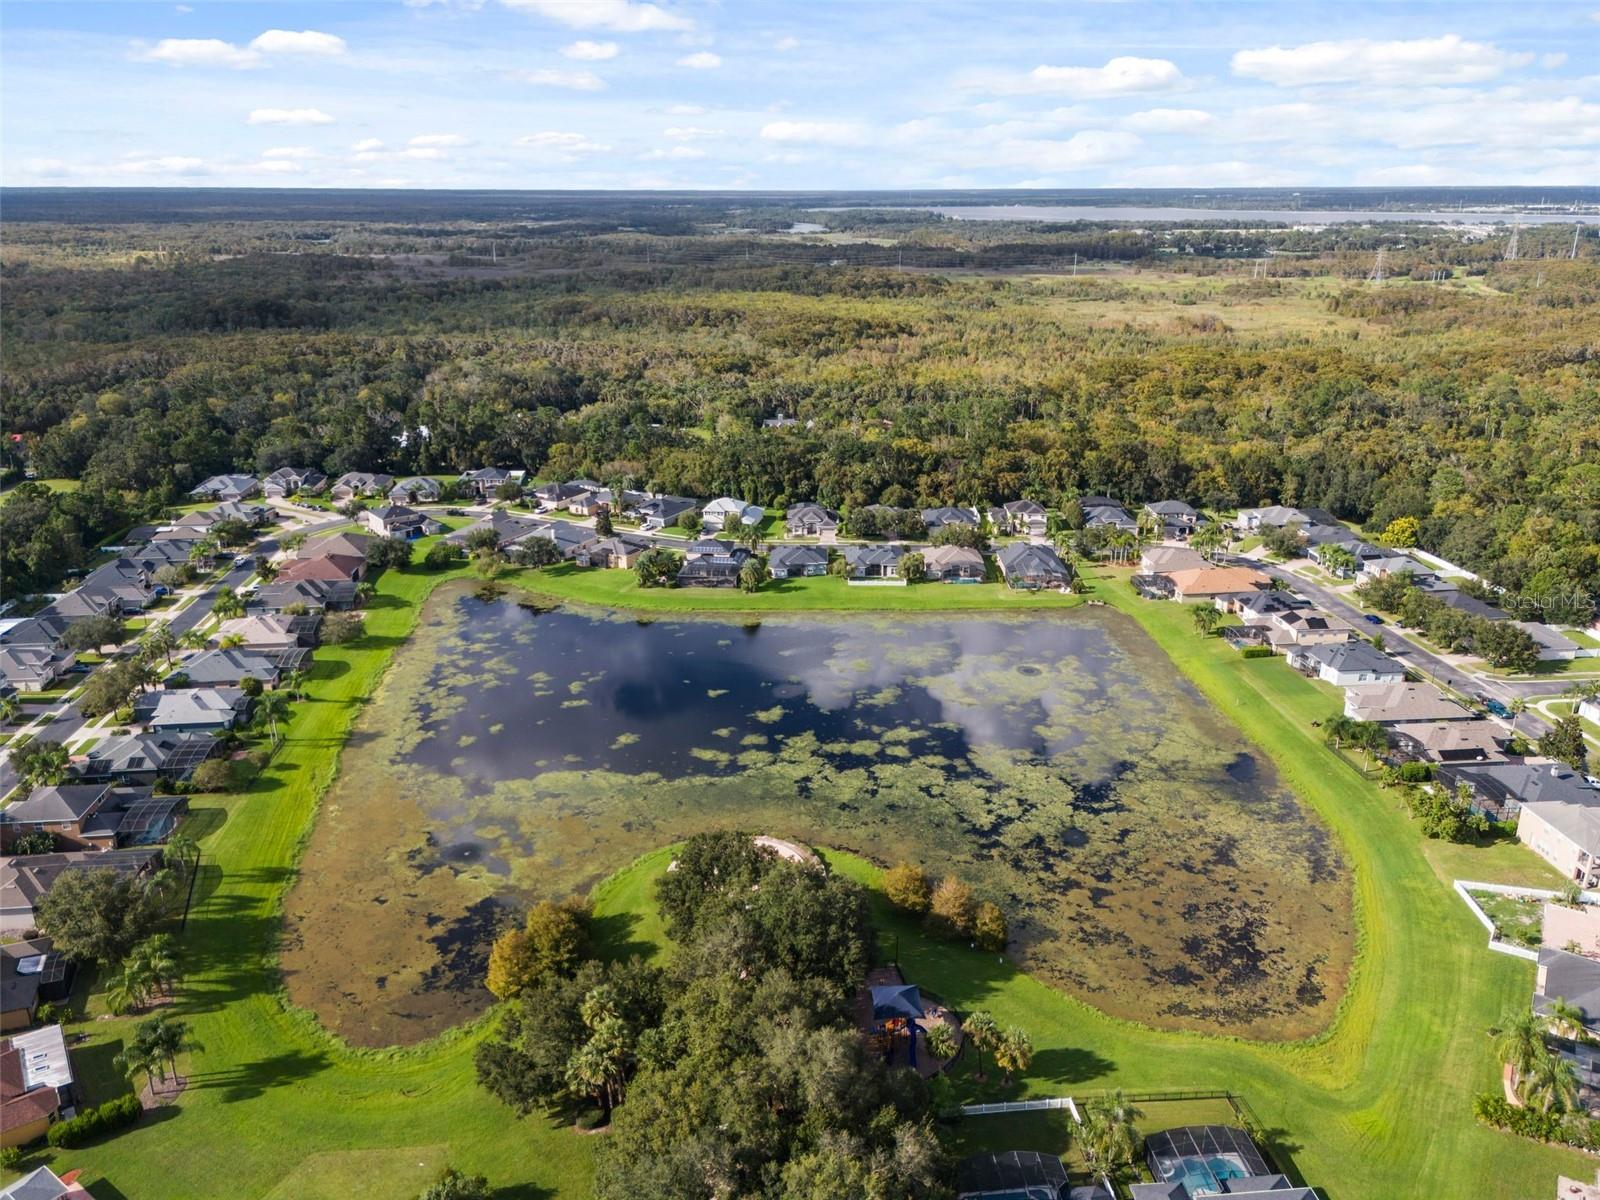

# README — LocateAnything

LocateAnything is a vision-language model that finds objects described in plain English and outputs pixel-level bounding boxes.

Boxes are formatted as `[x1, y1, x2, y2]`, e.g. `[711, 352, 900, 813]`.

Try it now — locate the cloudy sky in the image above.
[3, 0, 1598, 189]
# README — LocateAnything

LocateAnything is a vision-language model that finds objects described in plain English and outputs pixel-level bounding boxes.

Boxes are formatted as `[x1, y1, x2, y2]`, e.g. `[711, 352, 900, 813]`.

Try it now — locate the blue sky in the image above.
[3, 1, 1598, 188]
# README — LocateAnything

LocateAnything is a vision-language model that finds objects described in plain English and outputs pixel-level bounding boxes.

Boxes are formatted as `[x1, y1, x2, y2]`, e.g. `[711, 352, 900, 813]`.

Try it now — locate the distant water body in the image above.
[888, 205, 1593, 225]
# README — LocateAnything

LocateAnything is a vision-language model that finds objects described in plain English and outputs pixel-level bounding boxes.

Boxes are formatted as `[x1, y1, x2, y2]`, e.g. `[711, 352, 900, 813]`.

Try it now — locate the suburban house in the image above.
[0, 784, 187, 853]
[1358, 554, 1425, 582]
[1234, 504, 1313, 532]
[525, 520, 597, 560]
[1389, 720, 1508, 765]
[210, 500, 273, 527]
[1141, 545, 1209, 575]
[1534, 946, 1600, 1100]
[446, 511, 548, 551]
[260, 467, 327, 499]
[276, 553, 366, 585]
[1143, 500, 1200, 539]
[457, 468, 525, 500]
[252, 578, 357, 613]
[1164, 565, 1268, 603]
[633, 494, 698, 530]
[703, 497, 764, 531]
[1, 939, 74, 1032]
[1433, 587, 1510, 622]
[77, 733, 219, 784]
[1083, 503, 1137, 531]
[132, 687, 251, 734]
[329, 472, 396, 502]
[997, 500, 1049, 537]
[995, 543, 1072, 590]
[0, 848, 163, 933]
[842, 544, 907, 583]
[167, 648, 281, 689]
[1226, 590, 1315, 622]
[574, 534, 652, 569]
[676, 541, 750, 588]
[1, 1025, 75, 1148]
[358, 504, 443, 541]
[1496, 766, 1600, 874]
[1514, 621, 1584, 661]
[785, 503, 842, 540]
[212, 613, 319, 652]
[920, 506, 978, 533]
[921, 544, 986, 583]
[768, 545, 830, 579]
[1343, 681, 1471, 724]
[122, 540, 199, 571]
[566, 485, 623, 518]
[1309, 538, 1389, 577]
[0, 646, 76, 694]
[73, 559, 157, 613]
[530, 478, 597, 509]
[189, 474, 260, 502]
[296, 531, 372, 562]
[1132, 1126, 1315, 1200]
[0, 615, 74, 652]
[388, 476, 443, 504]
[1287, 640, 1405, 686]
[1261, 608, 1357, 648]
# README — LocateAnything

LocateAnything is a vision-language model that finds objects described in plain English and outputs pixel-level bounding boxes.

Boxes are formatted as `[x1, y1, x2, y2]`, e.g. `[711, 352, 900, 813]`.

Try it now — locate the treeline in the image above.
[3, 230, 1598, 611]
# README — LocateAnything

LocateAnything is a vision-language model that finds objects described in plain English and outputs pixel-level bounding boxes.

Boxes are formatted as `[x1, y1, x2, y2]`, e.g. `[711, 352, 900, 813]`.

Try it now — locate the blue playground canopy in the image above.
[870, 984, 924, 1021]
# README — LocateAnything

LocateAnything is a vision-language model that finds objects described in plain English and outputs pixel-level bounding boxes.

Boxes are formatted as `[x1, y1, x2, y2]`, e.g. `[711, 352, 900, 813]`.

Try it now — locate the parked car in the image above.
[1484, 699, 1510, 718]
[1363, 613, 1384, 625]
[233, 554, 251, 567]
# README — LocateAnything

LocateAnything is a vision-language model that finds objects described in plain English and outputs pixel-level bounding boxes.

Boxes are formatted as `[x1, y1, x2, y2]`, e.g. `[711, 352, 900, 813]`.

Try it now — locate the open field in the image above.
[5, 551, 1585, 1199]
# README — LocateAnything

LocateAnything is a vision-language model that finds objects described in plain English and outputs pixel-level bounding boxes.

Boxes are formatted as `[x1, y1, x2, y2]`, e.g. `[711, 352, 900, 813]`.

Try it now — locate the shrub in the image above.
[46, 1092, 143, 1147]
[321, 611, 365, 644]
[0, 1146, 22, 1169]
[36, 1000, 71, 1024]
[927, 877, 977, 940]
[424, 541, 460, 570]
[974, 901, 1008, 952]
[574, 1106, 609, 1131]
[191, 758, 241, 792]
[1240, 645, 1275, 659]
[1399, 761, 1433, 783]
[882, 862, 932, 913]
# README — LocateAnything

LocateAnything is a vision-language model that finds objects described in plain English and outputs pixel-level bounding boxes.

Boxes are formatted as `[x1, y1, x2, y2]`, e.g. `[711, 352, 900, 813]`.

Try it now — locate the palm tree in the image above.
[923, 1022, 959, 1063]
[179, 628, 208, 652]
[355, 580, 376, 607]
[106, 960, 156, 1016]
[1508, 697, 1527, 738]
[1522, 1046, 1581, 1113]
[144, 1013, 203, 1084]
[255, 691, 292, 742]
[1191, 604, 1223, 637]
[129, 934, 182, 998]
[1546, 997, 1594, 1046]
[141, 623, 178, 669]
[284, 668, 308, 700]
[1566, 680, 1600, 703]
[1322, 714, 1357, 751]
[1082, 1090, 1145, 1171]
[212, 587, 245, 620]
[17, 740, 71, 789]
[219, 633, 246, 650]
[994, 1026, 1033, 1086]
[1494, 1008, 1550, 1084]
[114, 1037, 159, 1095]
[963, 1011, 998, 1081]
[0, 693, 19, 727]
[1190, 522, 1227, 561]
[165, 832, 201, 875]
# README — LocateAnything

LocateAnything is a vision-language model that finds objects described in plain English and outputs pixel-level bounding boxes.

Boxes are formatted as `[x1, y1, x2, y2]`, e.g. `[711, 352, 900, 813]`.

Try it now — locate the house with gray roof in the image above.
[2, 938, 75, 1031]
[1389, 720, 1507, 766]
[634, 494, 699, 531]
[462, 467, 526, 500]
[676, 542, 749, 588]
[1, 848, 163, 934]
[703, 497, 764, 531]
[1500, 765, 1600, 880]
[1287, 640, 1404, 686]
[74, 558, 156, 613]
[0, 783, 186, 853]
[768, 545, 830, 578]
[1084, 503, 1137, 532]
[996, 499, 1049, 537]
[330, 472, 396, 502]
[842, 544, 907, 582]
[252, 577, 357, 613]
[921, 544, 986, 583]
[0, 616, 73, 651]
[1143, 500, 1200, 540]
[261, 467, 327, 499]
[920, 506, 978, 532]
[358, 504, 443, 541]
[574, 534, 652, 570]
[995, 543, 1072, 590]
[523, 520, 597, 560]
[0, 646, 76, 694]
[1343, 681, 1470, 724]
[388, 476, 443, 504]
[78, 733, 219, 784]
[1514, 621, 1585, 661]
[167, 649, 281, 689]
[190, 474, 260, 502]
[1436, 588, 1510, 622]
[785, 503, 841, 540]
[446, 511, 547, 551]
[1234, 505, 1310, 532]
[132, 687, 251, 734]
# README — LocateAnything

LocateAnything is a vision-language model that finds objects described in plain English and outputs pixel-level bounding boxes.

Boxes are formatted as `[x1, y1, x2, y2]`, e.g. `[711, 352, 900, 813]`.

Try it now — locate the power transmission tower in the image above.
[1573, 225, 1583, 259]
[1367, 247, 1386, 284]
[1505, 222, 1520, 261]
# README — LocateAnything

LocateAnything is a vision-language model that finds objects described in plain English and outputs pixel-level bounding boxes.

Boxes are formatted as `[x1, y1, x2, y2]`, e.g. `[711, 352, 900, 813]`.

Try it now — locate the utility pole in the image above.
[1367, 247, 1386, 285]
[1573, 225, 1583, 260]
[1505, 222, 1520, 261]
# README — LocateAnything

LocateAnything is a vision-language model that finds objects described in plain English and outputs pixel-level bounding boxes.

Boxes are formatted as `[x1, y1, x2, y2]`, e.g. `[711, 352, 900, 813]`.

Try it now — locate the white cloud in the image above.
[119, 154, 212, 176]
[561, 40, 619, 60]
[677, 51, 721, 69]
[249, 159, 304, 174]
[137, 38, 261, 68]
[774, 35, 799, 52]
[665, 126, 722, 140]
[351, 138, 385, 152]
[1232, 36, 1531, 87]
[1123, 107, 1214, 134]
[665, 103, 706, 115]
[174, 4, 193, 12]
[247, 107, 335, 126]
[247, 29, 348, 57]
[261, 145, 316, 159]
[642, 145, 707, 160]
[761, 119, 868, 145]
[500, 0, 692, 33]
[969, 56, 1185, 97]
[512, 68, 606, 90]
[401, 147, 445, 159]
[515, 131, 610, 155]
[410, 133, 471, 146]
[993, 130, 1143, 172]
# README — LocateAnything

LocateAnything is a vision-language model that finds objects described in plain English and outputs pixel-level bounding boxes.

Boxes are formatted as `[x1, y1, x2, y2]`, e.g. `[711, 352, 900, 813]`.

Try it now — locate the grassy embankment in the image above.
[7, 553, 1582, 1199]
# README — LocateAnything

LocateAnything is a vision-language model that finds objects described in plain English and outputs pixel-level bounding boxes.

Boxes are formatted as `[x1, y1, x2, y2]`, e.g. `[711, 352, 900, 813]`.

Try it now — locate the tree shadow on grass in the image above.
[488, 1184, 556, 1200]
[72, 1036, 136, 1106]
[1027, 1045, 1117, 1087]
[188, 1046, 331, 1103]
[589, 909, 656, 964]
[178, 803, 228, 842]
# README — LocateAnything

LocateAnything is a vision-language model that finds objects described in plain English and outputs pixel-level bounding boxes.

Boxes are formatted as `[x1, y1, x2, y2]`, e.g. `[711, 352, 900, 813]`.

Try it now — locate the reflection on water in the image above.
[283, 585, 1352, 1047]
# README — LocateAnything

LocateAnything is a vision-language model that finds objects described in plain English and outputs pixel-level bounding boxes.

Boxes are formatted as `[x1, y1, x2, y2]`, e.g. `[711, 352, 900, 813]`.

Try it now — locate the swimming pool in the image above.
[1163, 1152, 1250, 1195]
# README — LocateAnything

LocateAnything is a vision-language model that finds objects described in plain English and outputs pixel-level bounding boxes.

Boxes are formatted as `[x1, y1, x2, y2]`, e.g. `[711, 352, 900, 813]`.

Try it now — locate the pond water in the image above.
[282, 584, 1351, 1046]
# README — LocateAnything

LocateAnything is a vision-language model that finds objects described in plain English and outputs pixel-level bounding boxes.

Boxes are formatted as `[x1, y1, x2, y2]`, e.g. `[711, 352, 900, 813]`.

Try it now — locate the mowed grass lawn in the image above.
[504, 560, 1088, 613]
[9, 552, 1587, 1198]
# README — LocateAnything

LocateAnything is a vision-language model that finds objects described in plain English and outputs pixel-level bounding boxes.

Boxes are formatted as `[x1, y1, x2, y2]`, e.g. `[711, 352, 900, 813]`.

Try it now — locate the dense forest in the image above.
[2, 199, 1598, 616]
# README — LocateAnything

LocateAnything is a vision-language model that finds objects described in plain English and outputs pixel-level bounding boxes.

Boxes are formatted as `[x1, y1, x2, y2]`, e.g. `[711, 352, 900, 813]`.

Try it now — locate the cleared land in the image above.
[5, 550, 1585, 1198]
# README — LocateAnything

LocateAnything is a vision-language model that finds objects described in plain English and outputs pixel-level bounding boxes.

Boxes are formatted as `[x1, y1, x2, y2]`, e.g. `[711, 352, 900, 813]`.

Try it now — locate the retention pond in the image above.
[282, 583, 1352, 1046]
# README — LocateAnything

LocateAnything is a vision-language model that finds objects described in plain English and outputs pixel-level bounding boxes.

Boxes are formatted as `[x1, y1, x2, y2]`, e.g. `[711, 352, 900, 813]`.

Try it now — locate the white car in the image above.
[233, 554, 251, 568]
